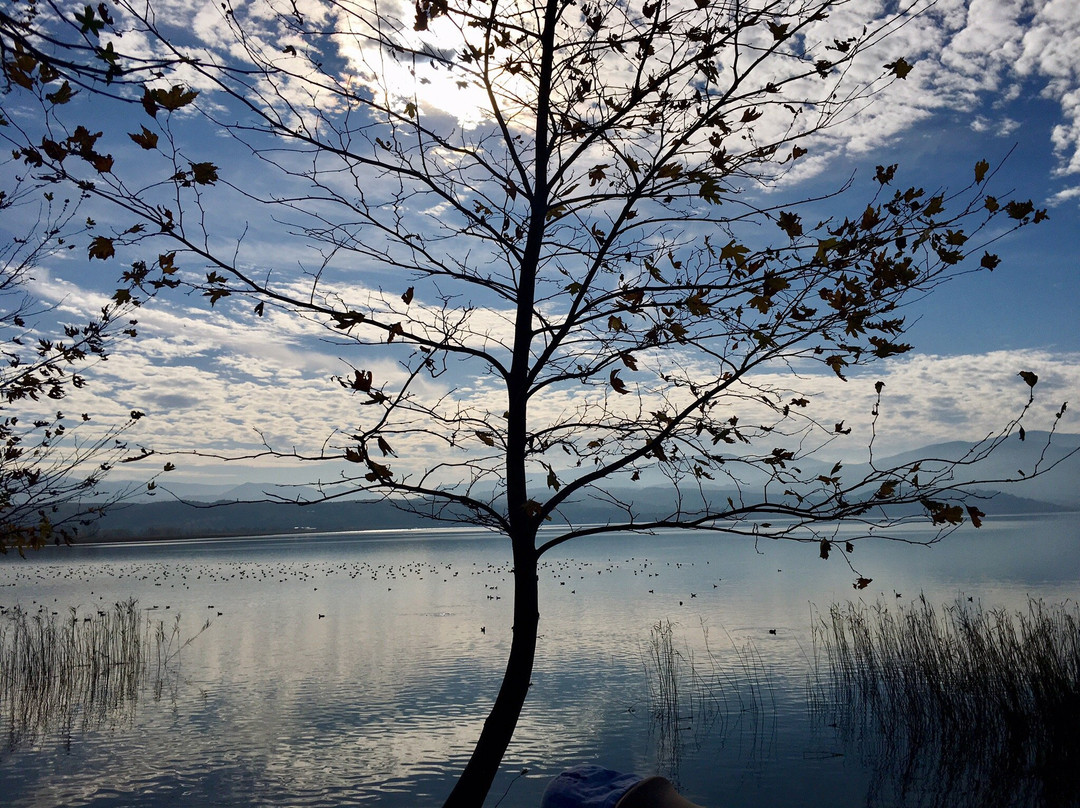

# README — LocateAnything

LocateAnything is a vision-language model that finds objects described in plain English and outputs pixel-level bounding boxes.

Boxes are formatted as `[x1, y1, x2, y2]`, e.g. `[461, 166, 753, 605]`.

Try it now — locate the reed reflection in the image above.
[0, 599, 209, 751]
[642, 619, 777, 786]
[811, 596, 1080, 808]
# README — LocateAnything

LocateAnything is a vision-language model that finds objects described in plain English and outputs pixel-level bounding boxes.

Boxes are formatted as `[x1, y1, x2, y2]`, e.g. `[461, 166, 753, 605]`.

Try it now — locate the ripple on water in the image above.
[4, 519, 1078, 807]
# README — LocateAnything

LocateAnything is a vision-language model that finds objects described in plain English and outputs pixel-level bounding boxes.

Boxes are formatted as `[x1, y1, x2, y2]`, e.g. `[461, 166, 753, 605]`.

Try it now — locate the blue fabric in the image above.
[540, 765, 644, 808]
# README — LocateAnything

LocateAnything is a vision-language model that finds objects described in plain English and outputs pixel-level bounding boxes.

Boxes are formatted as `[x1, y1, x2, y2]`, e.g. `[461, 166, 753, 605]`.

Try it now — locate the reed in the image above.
[643, 619, 775, 779]
[0, 599, 208, 749]
[811, 596, 1080, 807]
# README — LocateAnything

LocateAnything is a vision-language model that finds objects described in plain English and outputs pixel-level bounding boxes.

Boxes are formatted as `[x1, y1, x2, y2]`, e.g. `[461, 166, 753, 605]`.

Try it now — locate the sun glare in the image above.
[328, 3, 501, 129]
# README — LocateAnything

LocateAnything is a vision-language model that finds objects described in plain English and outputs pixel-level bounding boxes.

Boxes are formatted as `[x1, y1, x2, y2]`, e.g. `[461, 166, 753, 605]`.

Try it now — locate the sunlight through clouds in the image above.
[329, 0, 499, 128]
[100, 0, 1080, 188]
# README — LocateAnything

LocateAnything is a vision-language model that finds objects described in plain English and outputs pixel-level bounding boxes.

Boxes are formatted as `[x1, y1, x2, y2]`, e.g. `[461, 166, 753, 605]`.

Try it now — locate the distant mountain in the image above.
[73, 486, 1069, 545]
[74, 433, 1077, 542]
[76, 498, 465, 542]
[869, 432, 1080, 509]
[94, 480, 368, 504]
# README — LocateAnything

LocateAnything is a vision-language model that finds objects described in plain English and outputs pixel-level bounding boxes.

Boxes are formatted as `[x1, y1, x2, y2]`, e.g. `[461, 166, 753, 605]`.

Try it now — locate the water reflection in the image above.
[812, 596, 1080, 808]
[0, 516, 1076, 806]
[0, 599, 200, 752]
[641, 618, 777, 787]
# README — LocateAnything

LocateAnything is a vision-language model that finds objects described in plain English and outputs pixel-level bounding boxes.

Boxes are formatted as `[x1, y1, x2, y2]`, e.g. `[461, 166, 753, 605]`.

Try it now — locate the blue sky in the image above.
[886, 96, 1079, 357]
[4, 0, 1078, 489]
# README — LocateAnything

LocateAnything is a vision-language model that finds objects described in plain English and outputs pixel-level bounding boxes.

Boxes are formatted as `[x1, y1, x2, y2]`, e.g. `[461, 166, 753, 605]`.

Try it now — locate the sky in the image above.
[4, 0, 1080, 492]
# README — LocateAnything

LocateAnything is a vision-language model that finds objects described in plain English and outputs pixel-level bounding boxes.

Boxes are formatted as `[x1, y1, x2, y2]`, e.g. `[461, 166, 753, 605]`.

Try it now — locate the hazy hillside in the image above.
[76, 499, 437, 541]
[76, 433, 1078, 542]
[869, 432, 1080, 508]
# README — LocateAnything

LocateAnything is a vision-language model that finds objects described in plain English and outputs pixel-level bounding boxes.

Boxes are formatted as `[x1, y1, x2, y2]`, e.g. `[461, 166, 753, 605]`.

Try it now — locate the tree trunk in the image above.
[444, 3, 557, 802]
[442, 547, 539, 808]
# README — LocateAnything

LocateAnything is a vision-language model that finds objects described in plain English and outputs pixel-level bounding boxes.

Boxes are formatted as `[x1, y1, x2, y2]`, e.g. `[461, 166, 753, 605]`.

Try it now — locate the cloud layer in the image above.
[9, 0, 1079, 488]
[38, 271, 1079, 485]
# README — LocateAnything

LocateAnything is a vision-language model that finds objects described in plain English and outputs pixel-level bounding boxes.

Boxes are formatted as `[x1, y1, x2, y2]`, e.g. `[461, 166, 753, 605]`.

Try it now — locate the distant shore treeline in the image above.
[59, 487, 1069, 544]
[75, 499, 451, 542]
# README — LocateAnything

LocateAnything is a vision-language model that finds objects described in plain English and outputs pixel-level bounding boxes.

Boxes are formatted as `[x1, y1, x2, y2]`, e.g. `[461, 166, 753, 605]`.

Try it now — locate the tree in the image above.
[1, 0, 1073, 803]
[0, 151, 154, 553]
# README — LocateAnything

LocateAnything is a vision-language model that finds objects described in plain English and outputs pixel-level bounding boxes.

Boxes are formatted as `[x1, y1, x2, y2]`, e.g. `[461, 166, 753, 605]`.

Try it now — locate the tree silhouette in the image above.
[0, 171, 154, 553]
[1, 0, 1072, 802]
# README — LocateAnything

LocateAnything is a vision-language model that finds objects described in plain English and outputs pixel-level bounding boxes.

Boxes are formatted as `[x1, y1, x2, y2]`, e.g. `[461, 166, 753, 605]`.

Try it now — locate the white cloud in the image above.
[772, 0, 1080, 181]
[1014, 1, 1080, 174]
[971, 115, 1021, 136]
[783, 350, 1080, 458]
[12, 0, 1080, 491]
[1048, 185, 1080, 205]
[26, 249, 1078, 487]
[77, 0, 1080, 184]
[80, 286, 1080, 484]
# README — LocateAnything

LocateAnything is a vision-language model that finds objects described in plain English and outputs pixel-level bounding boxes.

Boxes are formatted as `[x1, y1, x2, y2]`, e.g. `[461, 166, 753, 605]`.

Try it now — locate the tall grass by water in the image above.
[0, 599, 208, 749]
[643, 619, 775, 781]
[811, 596, 1080, 808]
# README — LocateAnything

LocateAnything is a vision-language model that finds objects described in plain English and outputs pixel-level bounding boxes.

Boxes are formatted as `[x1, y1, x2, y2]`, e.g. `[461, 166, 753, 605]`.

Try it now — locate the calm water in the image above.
[1, 514, 1078, 807]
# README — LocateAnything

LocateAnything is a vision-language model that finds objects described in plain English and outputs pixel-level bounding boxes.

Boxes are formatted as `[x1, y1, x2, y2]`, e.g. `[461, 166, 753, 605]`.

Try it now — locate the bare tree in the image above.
[1, 0, 1073, 802]
[0, 165, 154, 553]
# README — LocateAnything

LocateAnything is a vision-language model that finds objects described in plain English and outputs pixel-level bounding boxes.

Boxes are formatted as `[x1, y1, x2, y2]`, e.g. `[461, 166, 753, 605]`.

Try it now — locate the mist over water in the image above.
[2, 514, 1077, 807]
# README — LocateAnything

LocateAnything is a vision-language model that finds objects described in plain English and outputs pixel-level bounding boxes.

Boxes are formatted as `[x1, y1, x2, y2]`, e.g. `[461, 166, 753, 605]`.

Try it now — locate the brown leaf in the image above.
[88, 236, 115, 261]
[190, 162, 219, 185]
[365, 458, 392, 482]
[875, 164, 897, 185]
[884, 57, 913, 79]
[776, 210, 802, 238]
[45, 81, 75, 105]
[153, 84, 199, 112]
[767, 21, 789, 40]
[824, 355, 848, 381]
[348, 370, 373, 392]
[129, 127, 159, 150]
[1005, 200, 1034, 220]
[875, 481, 896, 499]
[609, 370, 629, 395]
[87, 151, 113, 173]
[546, 468, 560, 491]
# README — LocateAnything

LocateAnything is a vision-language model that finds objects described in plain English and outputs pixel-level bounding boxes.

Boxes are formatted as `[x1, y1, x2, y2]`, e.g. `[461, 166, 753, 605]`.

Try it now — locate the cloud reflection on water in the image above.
[1, 516, 1077, 806]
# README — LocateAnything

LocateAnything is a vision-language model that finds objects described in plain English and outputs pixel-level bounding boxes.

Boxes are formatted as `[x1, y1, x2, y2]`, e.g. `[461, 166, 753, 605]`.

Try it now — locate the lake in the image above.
[1, 513, 1078, 807]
